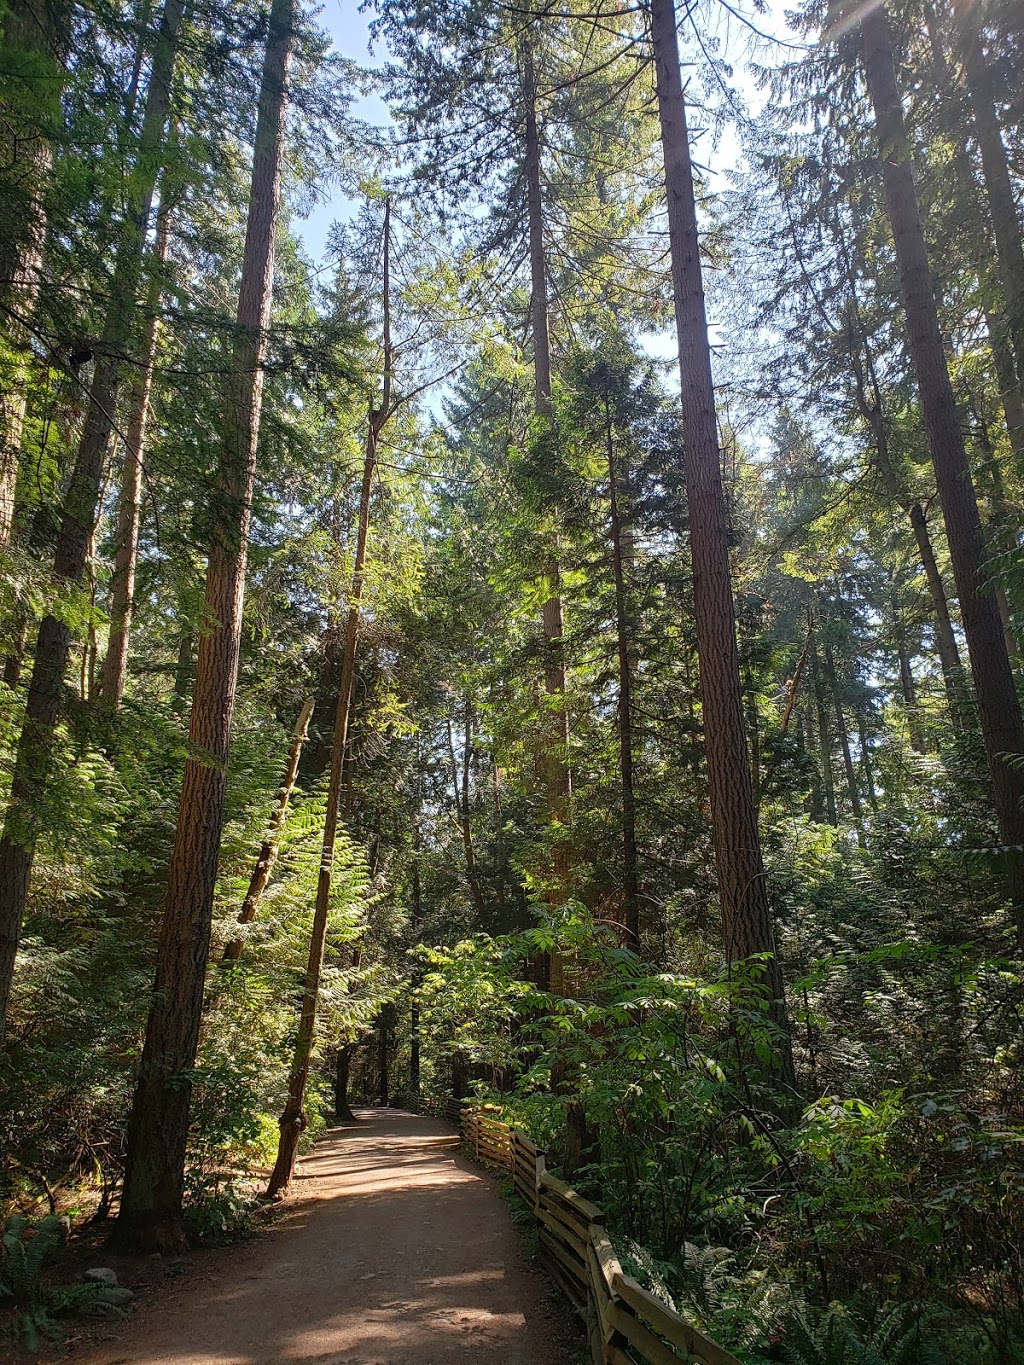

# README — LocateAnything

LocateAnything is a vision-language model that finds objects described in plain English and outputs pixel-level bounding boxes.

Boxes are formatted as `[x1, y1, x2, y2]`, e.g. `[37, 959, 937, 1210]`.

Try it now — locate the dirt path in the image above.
[74, 1108, 573, 1365]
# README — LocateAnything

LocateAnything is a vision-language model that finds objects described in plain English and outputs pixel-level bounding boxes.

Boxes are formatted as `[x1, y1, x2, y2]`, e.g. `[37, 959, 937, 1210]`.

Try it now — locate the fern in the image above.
[1, 1216, 132, 1350]
[1, 1214, 66, 1307]
[781, 1301, 945, 1365]
[675, 1243, 789, 1361]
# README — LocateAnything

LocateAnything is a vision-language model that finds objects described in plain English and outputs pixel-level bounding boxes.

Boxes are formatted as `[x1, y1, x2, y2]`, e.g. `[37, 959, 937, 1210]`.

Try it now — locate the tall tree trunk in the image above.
[605, 401, 640, 948]
[847, 314, 964, 718]
[112, 0, 295, 1251]
[0, 0, 71, 545]
[0, 0, 185, 1040]
[908, 502, 964, 712]
[96, 203, 173, 707]
[921, 2, 1024, 465]
[857, 1, 1024, 946]
[334, 1044, 356, 1123]
[266, 202, 392, 1200]
[409, 810, 422, 1097]
[651, 0, 791, 1068]
[222, 696, 314, 963]
[823, 642, 863, 819]
[377, 1009, 391, 1108]
[959, 18, 1024, 382]
[523, 39, 571, 919]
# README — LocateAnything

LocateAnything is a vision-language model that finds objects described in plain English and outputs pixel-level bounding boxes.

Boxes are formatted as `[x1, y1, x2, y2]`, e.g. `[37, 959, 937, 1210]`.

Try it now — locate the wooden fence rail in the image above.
[458, 1105, 741, 1365]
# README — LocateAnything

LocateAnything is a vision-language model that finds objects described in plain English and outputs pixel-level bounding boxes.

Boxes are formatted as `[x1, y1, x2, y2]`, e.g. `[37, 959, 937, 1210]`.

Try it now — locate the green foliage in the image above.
[0, 1216, 132, 1350]
[182, 1177, 260, 1244]
[779, 1302, 944, 1365]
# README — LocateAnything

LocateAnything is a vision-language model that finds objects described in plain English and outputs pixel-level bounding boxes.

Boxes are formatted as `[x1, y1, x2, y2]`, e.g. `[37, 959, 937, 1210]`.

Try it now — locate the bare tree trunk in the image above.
[651, 0, 791, 1073]
[173, 623, 192, 697]
[959, 19, 1024, 382]
[267, 201, 393, 1200]
[222, 696, 314, 963]
[848, 318, 964, 718]
[112, 0, 295, 1251]
[908, 502, 964, 714]
[96, 204, 173, 707]
[523, 39, 571, 916]
[605, 401, 640, 948]
[0, 0, 186, 1040]
[921, 2, 1024, 464]
[0, 0, 71, 545]
[857, 1, 1024, 947]
[409, 809, 422, 1097]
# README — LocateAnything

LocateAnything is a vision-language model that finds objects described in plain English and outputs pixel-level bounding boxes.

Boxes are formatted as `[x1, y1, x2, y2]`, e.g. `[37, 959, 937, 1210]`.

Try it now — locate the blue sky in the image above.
[295, 0, 802, 262]
[296, 2, 385, 258]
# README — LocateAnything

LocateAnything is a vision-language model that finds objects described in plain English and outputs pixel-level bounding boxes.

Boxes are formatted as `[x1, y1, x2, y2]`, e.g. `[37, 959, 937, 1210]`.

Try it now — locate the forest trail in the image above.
[76, 1109, 571, 1365]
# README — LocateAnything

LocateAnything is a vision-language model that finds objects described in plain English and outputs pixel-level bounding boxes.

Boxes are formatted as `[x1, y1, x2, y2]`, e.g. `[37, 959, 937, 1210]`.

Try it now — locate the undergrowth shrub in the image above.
[0, 1215, 132, 1350]
[418, 907, 1024, 1363]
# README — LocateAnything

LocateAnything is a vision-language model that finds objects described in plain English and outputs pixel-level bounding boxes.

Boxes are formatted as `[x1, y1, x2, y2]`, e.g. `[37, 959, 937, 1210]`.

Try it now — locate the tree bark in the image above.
[0, 0, 186, 1040]
[95, 203, 173, 707]
[857, 1, 1024, 946]
[222, 696, 314, 963]
[410, 812, 422, 1097]
[0, 0, 71, 545]
[908, 502, 964, 712]
[959, 19, 1024, 383]
[377, 1008, 391, 1108]
[267, 201, 392, 1200]
[112, 0, 295, 1250]
[651, 0, 791, 1068]
[334, 1045, 356, 1123]
[921, 2, 1024, 465]
[847, 314, 964, 718]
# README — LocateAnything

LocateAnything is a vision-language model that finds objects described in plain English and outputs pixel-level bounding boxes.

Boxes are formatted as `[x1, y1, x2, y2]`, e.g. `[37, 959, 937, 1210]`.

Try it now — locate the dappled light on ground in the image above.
[77, 1109, 571, 1365]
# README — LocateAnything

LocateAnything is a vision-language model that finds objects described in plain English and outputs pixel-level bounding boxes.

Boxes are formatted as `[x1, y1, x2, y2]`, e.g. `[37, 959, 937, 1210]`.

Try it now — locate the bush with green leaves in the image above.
[416, 906, 1024, 1361]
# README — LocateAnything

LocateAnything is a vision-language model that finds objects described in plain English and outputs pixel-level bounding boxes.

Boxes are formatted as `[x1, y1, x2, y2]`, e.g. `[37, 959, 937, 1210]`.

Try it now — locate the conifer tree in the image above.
[650, 0, 792, 1067]
[113, 0, 297, 1251]
[0, 0, 186, 1038]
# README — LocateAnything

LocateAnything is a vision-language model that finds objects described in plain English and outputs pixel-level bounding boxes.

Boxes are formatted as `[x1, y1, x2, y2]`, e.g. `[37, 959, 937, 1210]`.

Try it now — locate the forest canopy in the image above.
[0, 0, 1023, 1358]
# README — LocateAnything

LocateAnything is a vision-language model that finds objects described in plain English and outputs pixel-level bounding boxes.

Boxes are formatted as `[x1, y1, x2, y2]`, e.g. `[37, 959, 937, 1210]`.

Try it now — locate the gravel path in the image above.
[74, 1108, 572, 1365]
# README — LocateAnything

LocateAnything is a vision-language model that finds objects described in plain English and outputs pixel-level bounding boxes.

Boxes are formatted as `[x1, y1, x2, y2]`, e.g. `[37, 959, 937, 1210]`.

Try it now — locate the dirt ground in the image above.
[55, 1108, 575, 1365]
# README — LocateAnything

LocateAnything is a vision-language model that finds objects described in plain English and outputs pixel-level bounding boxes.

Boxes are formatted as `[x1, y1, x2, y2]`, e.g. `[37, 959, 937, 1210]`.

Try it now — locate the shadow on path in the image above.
[76, 1108, 573, 1365]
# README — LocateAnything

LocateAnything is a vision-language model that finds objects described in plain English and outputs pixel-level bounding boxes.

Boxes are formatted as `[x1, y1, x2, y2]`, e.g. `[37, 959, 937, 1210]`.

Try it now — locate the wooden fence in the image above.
[458, 1106, 741, 1365]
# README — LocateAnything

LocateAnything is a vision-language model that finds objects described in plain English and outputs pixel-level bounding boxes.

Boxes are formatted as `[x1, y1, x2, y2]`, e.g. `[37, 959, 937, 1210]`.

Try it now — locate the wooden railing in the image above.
[395, 1092, 466, 1126]
[459, 1106, 741, 1365]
